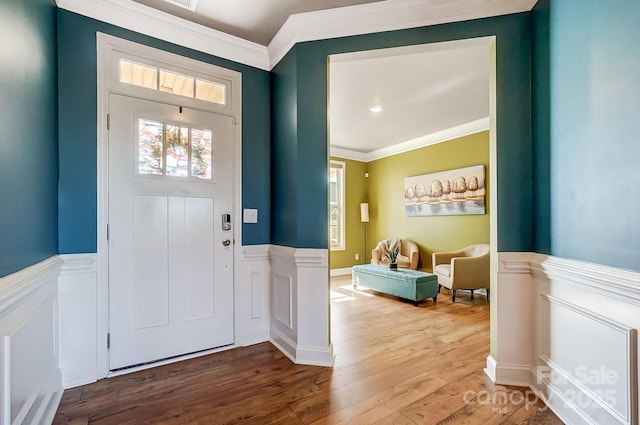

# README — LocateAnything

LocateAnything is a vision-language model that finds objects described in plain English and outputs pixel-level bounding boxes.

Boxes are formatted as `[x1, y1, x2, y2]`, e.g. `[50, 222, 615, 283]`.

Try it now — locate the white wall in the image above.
[0, 257, 63, 425]
[489, 253, 640, 425]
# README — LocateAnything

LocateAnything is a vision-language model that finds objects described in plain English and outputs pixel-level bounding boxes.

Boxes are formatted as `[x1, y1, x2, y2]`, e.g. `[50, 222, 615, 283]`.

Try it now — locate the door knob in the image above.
[222, 239, 231, 246]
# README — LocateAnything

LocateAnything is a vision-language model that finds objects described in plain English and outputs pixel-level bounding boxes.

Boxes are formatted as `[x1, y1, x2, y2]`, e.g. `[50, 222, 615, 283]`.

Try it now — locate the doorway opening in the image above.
[327, 35, 497, 351]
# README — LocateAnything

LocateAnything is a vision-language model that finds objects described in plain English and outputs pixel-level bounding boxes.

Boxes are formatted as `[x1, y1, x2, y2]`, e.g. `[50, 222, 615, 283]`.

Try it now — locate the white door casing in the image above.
[108, 94, 235, 370]
[96, 34, 242, 378]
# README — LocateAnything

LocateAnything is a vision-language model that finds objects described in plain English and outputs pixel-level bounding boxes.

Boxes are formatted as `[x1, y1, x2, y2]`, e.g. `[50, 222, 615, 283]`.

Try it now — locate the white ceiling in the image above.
[329, 38, 491, 158]
[132, 0, 384, 45]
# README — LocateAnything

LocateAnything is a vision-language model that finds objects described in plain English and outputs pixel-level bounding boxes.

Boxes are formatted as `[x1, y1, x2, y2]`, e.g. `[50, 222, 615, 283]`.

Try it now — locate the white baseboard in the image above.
[496, 363, 533, 387]
[330, 267, 352, 276]
[270, 327, 297, 364]
[296, 344, 334, 367]
[485, 354, 497, 382]
[237, 329, 270, 347]
[486, 354, 532, 387]
[60, 364, 98, 389]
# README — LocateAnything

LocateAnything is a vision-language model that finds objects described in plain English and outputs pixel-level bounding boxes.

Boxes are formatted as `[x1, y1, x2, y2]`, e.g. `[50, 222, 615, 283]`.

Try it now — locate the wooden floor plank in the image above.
[54, 275, 563, 425]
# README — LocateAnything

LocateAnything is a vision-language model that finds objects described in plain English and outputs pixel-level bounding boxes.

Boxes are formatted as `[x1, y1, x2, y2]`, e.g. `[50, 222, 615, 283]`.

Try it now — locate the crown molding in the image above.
[55, 0, 270, 70]
[330, 117, 489, 162]
[268, 0, 538, 69]
[57, 0, 537, 71]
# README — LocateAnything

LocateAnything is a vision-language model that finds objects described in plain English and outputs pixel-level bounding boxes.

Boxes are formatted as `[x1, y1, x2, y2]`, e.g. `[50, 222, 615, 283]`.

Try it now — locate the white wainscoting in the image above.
[269, 245, 333, 367]
[59, 247, 272, 387]
[235, 245, 271, 346]
[58, 254, 98, 389]
[489, 253, 640, 425]
[0, 257, 63, 425]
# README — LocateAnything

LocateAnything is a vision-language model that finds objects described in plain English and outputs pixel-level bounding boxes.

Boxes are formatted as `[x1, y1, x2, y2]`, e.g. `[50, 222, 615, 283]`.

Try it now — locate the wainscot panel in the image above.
[58, 254, 98, 389]
[0, 257, 63, 425]
[269, 246, 333, 366]
[489, 253, 640, 425]
[236, 245, 271, 346]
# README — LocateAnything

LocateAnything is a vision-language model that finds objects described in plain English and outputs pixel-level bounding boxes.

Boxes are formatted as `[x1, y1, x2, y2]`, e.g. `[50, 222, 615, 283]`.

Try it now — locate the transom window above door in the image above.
[138, 118, 213, 180]
[119, 59, 227, 105]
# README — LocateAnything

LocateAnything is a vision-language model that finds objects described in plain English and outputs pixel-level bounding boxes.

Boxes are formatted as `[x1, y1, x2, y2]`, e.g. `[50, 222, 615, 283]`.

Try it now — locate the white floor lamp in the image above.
[360, 203, 369, 264]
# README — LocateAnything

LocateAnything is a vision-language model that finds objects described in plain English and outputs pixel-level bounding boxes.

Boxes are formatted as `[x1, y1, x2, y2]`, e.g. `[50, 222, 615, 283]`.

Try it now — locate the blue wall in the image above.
[57, 10, 271, 252]
[531, 0, 551, 254]
[271, 48, 299, 247]
[271, 14, 533, 251]
[270, 45, 330, 248]
[0, 0, 58, 277]
[546, 0, 640, 270]
[13, 2, 635, 271]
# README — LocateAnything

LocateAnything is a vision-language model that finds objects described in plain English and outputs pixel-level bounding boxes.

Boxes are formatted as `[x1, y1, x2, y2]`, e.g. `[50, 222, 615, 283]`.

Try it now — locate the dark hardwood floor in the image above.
[53, 275, 563, 424]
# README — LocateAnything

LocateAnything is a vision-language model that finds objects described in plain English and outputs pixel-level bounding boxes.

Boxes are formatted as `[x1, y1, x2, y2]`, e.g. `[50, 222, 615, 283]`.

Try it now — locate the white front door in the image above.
[108, 94, 235, 370]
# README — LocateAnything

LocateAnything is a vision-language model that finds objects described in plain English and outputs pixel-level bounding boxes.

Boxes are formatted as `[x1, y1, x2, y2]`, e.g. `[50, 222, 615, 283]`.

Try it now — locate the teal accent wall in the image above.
[546, 0, 640, 270]
[271, 14, 533, 251]
[0, 0, 58, 277]
[57, 10, 271, 253]
[271, 45, 329, 248]
[271, 47, 298, 247]
[531, 0, 551, 254]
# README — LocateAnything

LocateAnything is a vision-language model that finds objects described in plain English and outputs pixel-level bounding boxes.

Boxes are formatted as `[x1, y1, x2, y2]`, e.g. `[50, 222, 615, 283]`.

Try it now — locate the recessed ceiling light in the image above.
[369, 105, 383, 113]
[162, 0, 198, 12]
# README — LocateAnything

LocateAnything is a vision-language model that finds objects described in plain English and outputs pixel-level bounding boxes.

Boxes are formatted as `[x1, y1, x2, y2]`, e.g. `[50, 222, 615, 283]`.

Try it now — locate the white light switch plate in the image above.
[243, 208, 258, 223]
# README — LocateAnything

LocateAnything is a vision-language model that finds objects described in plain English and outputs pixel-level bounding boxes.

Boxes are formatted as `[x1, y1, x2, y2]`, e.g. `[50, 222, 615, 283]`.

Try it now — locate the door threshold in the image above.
[108, 343, 236, 378]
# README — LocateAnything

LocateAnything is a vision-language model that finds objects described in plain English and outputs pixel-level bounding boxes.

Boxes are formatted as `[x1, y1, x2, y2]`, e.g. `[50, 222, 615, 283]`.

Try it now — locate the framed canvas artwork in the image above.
[404, 165, 486, 216]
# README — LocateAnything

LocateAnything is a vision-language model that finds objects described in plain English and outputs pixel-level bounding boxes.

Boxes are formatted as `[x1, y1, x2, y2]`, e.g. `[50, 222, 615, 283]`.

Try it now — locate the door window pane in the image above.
[166, 125, 189, 177]
[191, 128, 213, 179]
[138, 119, 164, 175]
[138, 119, 213, 180]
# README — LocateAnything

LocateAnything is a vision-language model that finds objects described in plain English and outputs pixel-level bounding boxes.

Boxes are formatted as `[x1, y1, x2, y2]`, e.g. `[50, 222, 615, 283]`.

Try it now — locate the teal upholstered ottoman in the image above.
[352, 264, 439, 305]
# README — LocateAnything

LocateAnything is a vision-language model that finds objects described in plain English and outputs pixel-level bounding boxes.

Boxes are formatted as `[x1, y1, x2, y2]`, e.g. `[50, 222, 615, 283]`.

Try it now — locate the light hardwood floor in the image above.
[54, 275, 563, 424]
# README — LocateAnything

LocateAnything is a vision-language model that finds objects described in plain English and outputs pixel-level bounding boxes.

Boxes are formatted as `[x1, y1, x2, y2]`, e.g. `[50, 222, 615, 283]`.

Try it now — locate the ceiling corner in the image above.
[56, 0, 270, 70]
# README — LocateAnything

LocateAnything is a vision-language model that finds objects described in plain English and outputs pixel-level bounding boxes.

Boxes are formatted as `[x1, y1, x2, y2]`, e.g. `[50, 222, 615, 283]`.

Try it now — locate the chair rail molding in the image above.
[0, 256, 63, 425]
[490, 252, 640, 425]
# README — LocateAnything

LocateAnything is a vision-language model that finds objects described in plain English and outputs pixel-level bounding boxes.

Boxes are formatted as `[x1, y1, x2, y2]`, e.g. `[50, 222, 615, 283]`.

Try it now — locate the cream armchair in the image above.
[432, 244, 490, 302]
[371, 238, 419, 270]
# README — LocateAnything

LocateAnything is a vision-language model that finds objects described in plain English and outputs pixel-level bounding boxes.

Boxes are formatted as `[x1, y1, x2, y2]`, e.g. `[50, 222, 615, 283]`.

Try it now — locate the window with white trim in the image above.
[329, 161, 345, 251]
[119, 58, 227, 105]
[137, 118, 213, 180]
